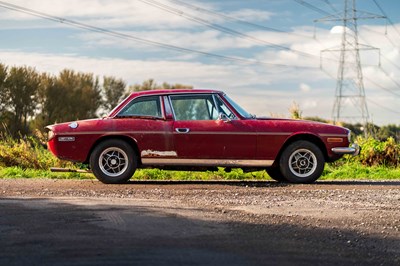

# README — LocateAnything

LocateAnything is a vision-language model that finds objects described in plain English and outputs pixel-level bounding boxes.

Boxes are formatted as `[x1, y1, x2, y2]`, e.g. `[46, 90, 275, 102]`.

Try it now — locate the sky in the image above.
[0, 0, 399, 126]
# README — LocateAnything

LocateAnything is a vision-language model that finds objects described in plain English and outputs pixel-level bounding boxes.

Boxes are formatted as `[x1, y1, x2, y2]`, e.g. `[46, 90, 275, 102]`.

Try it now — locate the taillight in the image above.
[48, 130, 55, 141]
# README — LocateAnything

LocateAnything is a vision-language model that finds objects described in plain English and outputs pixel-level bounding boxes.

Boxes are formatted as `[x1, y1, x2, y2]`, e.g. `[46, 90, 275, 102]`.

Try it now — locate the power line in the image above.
[361, 25, 398, 48]
[379, 67, 400, 91]
[372, 0, 400, 38]
[165, 0, 345, 65]
[294, 0, 332, 16]
[165, 0, 315, 40]
[367, 98, 400, 114]
[138, 0, 328, 61]
[0, 1, 318, 69]
[364, 75, 400, 97]
[320, 0, 339, 13]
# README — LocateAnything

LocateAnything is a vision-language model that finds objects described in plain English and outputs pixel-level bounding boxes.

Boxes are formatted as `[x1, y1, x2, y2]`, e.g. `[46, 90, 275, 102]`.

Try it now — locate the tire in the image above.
[266, 167, 287, 182]
[90, 139, 137, 184]
[279, 140, 325, 184]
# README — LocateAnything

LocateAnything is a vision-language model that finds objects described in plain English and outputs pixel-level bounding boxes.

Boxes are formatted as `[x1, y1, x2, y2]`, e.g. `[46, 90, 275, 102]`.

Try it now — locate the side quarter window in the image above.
[117, 96, 162, 118]
[215, 95, 236, 120]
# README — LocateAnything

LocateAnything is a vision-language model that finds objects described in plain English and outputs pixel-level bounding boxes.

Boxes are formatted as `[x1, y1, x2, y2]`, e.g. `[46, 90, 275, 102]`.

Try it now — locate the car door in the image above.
[169, 94, 256, 160]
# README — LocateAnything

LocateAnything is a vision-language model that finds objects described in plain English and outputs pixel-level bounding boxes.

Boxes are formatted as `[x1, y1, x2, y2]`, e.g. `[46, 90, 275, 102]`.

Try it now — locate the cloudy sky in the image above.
[0, 0, 399, 125]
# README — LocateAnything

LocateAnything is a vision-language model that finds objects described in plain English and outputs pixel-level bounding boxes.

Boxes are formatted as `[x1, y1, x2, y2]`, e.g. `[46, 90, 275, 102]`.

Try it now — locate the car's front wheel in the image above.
[266, 167, 286, 182]
[90, 139, 137, 184]
[279, 140, 325, 183]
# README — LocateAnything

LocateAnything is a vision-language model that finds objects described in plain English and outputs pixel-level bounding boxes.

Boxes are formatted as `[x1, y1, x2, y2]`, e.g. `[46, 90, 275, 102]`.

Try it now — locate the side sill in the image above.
[141, 158, 274, 168]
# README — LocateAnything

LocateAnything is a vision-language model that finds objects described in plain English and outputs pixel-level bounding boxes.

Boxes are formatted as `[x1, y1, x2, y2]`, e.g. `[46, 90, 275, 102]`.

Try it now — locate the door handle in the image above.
[175, 128, 190, 133]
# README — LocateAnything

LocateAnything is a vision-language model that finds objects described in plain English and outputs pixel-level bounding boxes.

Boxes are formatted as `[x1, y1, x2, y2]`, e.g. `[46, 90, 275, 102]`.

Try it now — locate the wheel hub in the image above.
[289, 148, 317, 178]
[98, 147, 129, 177]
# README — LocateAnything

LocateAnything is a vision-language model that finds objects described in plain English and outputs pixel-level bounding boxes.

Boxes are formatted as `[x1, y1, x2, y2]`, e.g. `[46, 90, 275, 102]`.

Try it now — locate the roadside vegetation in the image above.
[0, 133, 399, 181]
[0, 62, 399, 181]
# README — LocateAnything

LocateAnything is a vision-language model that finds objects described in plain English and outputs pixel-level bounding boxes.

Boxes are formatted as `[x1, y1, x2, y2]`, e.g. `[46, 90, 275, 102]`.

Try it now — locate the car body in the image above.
[46, 89, 359, 184]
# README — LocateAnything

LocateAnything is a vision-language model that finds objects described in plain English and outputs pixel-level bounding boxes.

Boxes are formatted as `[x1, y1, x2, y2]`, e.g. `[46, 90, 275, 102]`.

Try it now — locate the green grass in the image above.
[322, 163, 400, 180]
[1, 164, 399, 181]
[0, 166, 94, 180]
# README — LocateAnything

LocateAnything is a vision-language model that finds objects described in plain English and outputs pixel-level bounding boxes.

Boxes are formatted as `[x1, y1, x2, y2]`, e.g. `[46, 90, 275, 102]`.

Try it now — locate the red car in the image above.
[46, 89, 359, 184]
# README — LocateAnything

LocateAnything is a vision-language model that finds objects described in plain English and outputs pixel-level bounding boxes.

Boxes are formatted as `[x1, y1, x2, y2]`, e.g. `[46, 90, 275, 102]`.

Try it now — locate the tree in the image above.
[125, 79, 193, 97]
[33, 73, 63, 130]
[101, 76, 126, 114]
[56, 69, 102, 121]
[132, 78, 158, 92]
[4, 66, 39, 136]
[0, 63, 8, 132]
[0, 63, 7, 111]
[33, 69, 102, 131]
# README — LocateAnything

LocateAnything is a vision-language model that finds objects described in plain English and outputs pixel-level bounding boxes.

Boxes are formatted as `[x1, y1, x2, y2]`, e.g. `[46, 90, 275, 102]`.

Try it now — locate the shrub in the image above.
[0, 132, 73, 170]
[350, 136, 399, 167]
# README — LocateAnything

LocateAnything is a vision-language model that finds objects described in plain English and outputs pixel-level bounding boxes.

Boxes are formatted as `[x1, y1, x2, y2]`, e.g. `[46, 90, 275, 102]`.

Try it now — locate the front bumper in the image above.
[331, 143, 360, 156]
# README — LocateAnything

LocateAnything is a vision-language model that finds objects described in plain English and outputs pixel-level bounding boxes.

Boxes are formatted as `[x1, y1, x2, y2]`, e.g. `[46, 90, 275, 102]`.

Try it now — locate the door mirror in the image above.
[218, 113, 231, 123]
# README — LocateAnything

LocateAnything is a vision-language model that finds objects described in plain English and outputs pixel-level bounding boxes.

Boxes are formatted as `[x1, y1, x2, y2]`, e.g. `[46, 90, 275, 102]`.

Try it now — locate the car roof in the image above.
[128, 89, 223, 97]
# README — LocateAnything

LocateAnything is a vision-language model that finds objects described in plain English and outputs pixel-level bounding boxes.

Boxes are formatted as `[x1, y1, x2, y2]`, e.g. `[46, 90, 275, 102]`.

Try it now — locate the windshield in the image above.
[223, 94, 253, 119]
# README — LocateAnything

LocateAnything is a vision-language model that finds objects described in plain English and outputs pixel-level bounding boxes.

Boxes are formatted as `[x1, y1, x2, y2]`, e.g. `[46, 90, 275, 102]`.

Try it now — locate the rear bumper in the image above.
[331, 143, 360, 156]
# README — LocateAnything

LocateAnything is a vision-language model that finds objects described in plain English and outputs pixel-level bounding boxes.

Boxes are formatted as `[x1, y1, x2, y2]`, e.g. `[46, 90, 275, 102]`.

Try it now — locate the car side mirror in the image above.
[218, 113, 231, 123]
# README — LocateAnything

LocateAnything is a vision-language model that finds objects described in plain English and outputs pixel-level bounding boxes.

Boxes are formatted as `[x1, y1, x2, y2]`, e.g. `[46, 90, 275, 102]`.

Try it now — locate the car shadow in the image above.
[128, 179, 400, 187]
[1, 197, 398, 266]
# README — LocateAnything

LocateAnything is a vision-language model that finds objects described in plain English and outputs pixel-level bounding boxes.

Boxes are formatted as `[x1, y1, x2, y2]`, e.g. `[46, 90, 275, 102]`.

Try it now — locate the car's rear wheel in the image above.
[279, 140, 325, 183]
[90, 139, 137, 184]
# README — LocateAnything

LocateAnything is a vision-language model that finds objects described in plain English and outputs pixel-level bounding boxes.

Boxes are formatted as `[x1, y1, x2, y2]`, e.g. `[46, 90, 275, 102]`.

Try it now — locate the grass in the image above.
[0, 133, 399, 181]
[0, 166, 93, 180]
[322, 163, 400, 181]
[1, 164, 399, 181]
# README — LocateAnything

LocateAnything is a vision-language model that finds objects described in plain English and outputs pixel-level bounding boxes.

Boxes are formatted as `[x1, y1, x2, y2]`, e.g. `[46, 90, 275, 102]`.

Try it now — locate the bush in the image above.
[349, 136, 399, 167]
[0, 132, 73, 170]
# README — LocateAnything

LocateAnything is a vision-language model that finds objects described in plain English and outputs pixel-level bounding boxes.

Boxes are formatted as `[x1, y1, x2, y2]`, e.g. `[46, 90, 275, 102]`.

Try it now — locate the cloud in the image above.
[0, 1, 399, 125]
[299, 83, 311, 92]
[0, 0, 273, 30]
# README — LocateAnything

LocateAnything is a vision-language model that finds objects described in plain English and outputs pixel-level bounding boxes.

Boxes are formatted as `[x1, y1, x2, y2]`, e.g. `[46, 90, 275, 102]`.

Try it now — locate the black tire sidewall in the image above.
[279, 141, 325, 184]
[90, 139, 137, 184]
[266, 167, 287, 182]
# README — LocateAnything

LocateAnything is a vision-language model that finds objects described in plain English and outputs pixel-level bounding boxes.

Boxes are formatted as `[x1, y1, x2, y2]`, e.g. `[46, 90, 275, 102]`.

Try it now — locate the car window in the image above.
[170, 95, 218, 121]
[215, 95, 236, 120]
[117, 96, 162, 118]
[223, 94, 252, 119]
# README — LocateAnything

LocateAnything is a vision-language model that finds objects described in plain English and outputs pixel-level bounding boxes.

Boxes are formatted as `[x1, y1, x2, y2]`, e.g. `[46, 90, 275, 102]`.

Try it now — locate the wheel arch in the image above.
[84, 135, 140, 165]
[273, 133, 328, 166]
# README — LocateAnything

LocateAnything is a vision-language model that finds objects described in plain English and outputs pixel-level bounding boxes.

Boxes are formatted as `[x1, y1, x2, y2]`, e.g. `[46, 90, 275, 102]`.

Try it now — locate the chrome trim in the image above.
[56, 131, 292, 136]
[331, 143, 360, 156]
[175, 128, 190, 133]
[56, 131, 174, 136]
[116, 95, 164, 119]
[141, 158, 274, 167]
[320, 133, 348, 138]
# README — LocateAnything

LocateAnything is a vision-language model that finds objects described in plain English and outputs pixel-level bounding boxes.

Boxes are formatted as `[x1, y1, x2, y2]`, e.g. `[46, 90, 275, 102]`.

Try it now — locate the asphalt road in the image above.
[0, 179, 399, 266]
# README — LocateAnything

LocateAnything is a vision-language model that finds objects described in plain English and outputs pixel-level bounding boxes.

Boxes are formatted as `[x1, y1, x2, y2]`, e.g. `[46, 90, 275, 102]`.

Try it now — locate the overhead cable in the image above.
[0, 1, 318, 69]
[294, 0, 332, 16]
[138, 0, 332, 62]
[165, 0, 315, 40]
[372, 0, 400, 38]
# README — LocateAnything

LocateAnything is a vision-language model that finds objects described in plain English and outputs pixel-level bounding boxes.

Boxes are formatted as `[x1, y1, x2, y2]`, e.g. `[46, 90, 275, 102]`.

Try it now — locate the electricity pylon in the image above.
[317, 0, 384, 131]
